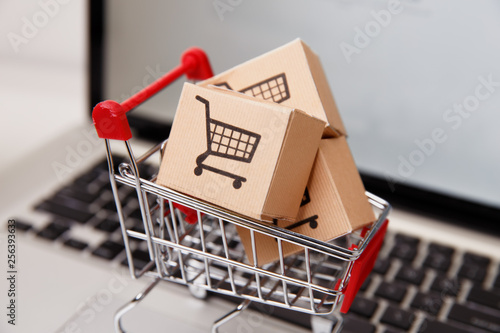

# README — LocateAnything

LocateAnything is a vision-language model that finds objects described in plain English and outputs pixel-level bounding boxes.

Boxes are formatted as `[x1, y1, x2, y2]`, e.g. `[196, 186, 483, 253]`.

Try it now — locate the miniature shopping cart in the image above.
[92, 48, 391, 333]
[194, 95, 261, 189]
[216, 73, 291, 104]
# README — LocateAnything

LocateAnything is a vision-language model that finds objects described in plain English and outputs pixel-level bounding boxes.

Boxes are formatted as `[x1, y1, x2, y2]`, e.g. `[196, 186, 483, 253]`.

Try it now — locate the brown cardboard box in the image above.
[157, 83, 326, 222]
[199, 39, 346, 137]
[237, 136, 376, 265]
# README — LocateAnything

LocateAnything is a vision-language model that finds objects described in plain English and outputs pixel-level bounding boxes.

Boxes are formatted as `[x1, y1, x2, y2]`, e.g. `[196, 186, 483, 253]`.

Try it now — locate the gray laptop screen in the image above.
[103, 0, 500, 209]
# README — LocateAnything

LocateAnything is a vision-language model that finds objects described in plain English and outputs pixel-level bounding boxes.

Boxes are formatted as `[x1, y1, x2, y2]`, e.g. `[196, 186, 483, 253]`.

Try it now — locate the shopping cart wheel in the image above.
[232, 179, 242, 189]
[194, 166, 203, 176]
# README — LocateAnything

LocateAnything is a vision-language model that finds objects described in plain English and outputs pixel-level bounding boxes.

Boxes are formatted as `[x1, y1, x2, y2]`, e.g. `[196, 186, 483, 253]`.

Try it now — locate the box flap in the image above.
[300, 40, 347, 136]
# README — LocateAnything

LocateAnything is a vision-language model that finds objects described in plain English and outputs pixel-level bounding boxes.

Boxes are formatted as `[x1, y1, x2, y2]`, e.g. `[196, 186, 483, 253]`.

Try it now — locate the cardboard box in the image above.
[157, 83, 326, 222]
[199, 38, 346, 137]
[237, 136, 376, 265]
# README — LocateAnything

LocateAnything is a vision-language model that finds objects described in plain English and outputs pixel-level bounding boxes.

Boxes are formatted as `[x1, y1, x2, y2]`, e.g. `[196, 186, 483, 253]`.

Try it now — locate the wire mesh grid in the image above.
[107, 138, 390, 316]
[208, 120, 259, 161]
[239, 73, 290, 104]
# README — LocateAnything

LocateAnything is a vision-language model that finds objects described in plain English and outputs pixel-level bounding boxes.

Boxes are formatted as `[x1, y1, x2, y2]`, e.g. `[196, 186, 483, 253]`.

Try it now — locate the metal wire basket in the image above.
[92, 47, 391, 333]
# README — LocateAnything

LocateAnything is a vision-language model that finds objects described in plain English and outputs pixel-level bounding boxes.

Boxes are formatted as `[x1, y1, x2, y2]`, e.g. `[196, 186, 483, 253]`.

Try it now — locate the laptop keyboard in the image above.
[12, 158, 500, 333]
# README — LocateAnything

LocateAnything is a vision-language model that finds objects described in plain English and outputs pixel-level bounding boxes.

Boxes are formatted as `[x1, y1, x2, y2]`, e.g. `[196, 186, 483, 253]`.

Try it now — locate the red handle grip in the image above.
[92, 47, 214, 141]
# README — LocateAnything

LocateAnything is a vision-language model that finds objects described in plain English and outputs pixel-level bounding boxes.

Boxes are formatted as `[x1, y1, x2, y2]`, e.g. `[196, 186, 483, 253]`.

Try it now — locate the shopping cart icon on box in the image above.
[194, 95, 261, 189]
[273, 188, 319, 231]
[216, 73, 291, 104]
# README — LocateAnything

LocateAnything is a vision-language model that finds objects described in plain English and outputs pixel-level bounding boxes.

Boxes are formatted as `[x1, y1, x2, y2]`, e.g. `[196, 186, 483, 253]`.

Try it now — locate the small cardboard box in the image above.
[199, 38, 346, 137]
[157, 83, 326, 222]
[237, 136, 376, 265]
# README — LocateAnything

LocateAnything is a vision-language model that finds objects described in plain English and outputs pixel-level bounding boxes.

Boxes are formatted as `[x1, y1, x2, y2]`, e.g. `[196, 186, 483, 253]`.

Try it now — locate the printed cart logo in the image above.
[216, 73, 291, 104]
[273, 187, 319, 231]
[194, 95, 261, 189]
[301, 187, 311, 206]
[283, 215, 319, 230]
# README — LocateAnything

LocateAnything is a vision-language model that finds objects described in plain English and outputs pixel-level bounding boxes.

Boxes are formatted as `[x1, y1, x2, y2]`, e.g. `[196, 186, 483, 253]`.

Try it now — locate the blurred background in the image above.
[2, 0, 499, 209]
[0, 0, 86, 170]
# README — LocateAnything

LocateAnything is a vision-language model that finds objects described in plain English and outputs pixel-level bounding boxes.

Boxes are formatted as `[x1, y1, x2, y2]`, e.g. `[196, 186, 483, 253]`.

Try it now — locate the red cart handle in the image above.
[92, 47, 214, 141]
[340, 219, 389, 313]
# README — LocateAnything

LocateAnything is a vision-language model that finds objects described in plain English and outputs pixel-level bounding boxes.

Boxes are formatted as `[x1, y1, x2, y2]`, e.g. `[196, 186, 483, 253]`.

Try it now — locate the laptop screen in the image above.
[92, 0, 500, 221]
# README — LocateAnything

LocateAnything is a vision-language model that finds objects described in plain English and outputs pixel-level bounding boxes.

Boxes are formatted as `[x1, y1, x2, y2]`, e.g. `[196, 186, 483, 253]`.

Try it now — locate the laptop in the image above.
[1, 0, 499, 332]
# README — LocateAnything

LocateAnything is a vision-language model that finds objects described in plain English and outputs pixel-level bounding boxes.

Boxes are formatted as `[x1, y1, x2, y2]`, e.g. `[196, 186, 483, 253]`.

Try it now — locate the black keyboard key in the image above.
[341, 314, 375, 333]
[468, 287, 500, 312]
[11, 220, 32, 232]
[74, 169, 101, 186]
[430, 275, 460, 296]
[411, 292, 443, 315]
[212, 236, 224, 246]
[102, 200, 118, 211]
[428, 243, 454, 256]
[372, 257, 391, 275]
[94, 218, 120, 233]
[92, 240, 124, 260]
[463, 252, 491, 267]
[375, 281, 407, 303]
[458, 252, 491, 283]
[57, 185, 99, 203]
[390, 234, 420, 262]
[424, 244, 454, 272]
[124, 190, 139, 204]
[394, 234, 420, 247]
[424, 253, 452, 272]
[37, 221, 70, 240]
[360, 275, 372, 292]
[64, 238, 88, 251]
[93, 159, 109, 171]
[380, 305, 415, 330]
[396, 265, 425, 285]
[130, 221, 145, 234]
[448, 303, 500, 332]
[228, 238, 239, 249]
[36, 199, 93, 223]
[458, 263, 487, 283]
[129, 208, 143, 220]
[419, 320, 471, 333]
[385, 329, 404, 333]
[390, 242, 417, 262]
[350, 296, 378, 318]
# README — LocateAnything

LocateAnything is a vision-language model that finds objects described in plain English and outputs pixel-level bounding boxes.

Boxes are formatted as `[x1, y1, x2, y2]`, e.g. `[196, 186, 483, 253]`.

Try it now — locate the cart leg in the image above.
[211, 299, 252, 333]
[114, 277, 161, 333]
